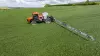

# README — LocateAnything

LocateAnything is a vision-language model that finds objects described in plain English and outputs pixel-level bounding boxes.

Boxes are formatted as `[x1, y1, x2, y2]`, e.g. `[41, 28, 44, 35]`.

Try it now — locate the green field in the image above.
[0, 5, 100, 56]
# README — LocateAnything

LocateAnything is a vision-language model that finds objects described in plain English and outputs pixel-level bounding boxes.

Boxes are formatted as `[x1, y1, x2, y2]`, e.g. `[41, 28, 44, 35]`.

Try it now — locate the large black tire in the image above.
[31, 20, 36, 24]
[42, 19, 46, 23]
[30, 19, 33, 23]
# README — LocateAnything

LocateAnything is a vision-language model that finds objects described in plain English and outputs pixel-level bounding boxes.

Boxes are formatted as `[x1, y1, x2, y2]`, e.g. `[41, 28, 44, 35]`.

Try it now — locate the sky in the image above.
[0, 0, 97, 7]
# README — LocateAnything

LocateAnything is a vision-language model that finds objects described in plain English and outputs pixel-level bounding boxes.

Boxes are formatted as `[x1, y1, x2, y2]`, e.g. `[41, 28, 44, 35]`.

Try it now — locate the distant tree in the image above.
[85, 0, 89, 5]
[86, 0, 89, 3]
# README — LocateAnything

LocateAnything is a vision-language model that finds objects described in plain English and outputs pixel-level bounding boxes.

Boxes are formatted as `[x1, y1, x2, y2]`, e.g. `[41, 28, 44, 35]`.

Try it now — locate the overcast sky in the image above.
[0, 0, 98, 7]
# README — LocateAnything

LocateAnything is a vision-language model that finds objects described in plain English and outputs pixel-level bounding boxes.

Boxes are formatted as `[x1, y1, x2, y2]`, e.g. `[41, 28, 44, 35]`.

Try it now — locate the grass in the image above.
[0, 5, 100, 56]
